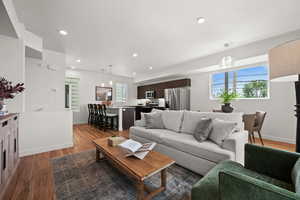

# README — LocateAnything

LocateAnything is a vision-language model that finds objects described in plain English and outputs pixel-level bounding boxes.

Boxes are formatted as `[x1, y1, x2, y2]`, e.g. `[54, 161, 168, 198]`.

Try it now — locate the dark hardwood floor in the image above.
[3, 124, 296, 200]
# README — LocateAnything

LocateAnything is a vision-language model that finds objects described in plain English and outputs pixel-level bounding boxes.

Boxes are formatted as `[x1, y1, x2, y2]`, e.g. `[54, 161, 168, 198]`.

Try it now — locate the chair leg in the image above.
[252, 132, 255, 144]
[257, 131, 264, 146]
[111, 117, 114, 130]
[248, 133, 252, 144]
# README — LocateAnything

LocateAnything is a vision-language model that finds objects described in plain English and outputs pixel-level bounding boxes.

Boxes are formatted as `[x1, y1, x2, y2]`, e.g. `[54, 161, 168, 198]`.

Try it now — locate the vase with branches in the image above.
[218, 90, 238, 113]
[0, 77, 25, 115]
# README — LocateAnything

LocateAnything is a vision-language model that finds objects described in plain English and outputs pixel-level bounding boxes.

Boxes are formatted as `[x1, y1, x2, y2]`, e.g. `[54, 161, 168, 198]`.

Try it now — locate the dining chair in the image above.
[243, 111, 267, 145]
[243, 114, 256, 144]
[253, 111, 267, 145]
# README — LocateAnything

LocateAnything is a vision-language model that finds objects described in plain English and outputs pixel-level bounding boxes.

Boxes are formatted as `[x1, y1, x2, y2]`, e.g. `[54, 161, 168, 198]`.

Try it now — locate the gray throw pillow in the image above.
[209, 118, 237, 146]
[291, 158, 300, 194]
[193, 118, 213, 142]
[144, 112, 165, 129]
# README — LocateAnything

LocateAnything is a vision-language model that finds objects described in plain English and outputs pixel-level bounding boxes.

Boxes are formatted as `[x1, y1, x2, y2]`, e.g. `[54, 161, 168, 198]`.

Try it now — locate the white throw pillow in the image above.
[161, 110, 184, 132]
[209, 118, 237, 146]
[181, 111, 208, 134]
[181, 111, 244, 134]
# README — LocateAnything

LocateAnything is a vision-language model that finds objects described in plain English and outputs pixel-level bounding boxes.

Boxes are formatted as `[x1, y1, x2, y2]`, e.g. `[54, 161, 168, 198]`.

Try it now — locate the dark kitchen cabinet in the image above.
[122, 108, 135, 130]
[137, 78, 191, 99]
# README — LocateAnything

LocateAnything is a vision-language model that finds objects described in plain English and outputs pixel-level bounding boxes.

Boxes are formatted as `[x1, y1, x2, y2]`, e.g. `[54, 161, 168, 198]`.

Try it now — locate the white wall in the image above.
[189, 72, 297, 144]
[20, 49, 73, 156]
[66, 70, 137, 124]
[19, 111, 73, 156]
[25, 49, 66, 112]
[0, 35, 25, 113]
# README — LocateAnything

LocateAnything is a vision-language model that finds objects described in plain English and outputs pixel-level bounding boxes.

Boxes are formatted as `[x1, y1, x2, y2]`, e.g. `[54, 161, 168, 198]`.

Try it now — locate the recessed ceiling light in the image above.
[132, 72, 137, 76]
[59, 30, 68, 35]
[132, 53, 138, 58]
[197, 17, 205, 24]
[149, 66, 153, 70]
[109, 81, 113, 85]
[76, 59, 81, 63]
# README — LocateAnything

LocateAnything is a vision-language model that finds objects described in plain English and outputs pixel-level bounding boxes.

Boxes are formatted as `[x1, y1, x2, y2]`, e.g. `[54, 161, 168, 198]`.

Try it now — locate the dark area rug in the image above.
[51, 150, 202, 200]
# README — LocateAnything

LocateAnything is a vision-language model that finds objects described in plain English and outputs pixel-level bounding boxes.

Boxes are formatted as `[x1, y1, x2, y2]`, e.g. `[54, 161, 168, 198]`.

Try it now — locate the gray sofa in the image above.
[129, 111, 248, 175]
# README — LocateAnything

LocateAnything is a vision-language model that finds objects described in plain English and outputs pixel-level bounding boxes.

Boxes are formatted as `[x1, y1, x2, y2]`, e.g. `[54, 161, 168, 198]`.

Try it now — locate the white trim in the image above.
[20, 142, 74, 157]
[261, 134, 295, 144]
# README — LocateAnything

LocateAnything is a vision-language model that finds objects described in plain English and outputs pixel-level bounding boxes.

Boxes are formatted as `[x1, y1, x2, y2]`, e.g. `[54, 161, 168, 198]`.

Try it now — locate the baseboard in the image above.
[73, 120, 87, 125]
[262, 134, 296, 144]
[20, 142, 74, 157]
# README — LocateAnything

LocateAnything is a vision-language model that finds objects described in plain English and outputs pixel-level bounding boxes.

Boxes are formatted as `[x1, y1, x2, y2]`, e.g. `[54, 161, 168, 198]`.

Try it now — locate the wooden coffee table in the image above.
[93, 138, 175, 200]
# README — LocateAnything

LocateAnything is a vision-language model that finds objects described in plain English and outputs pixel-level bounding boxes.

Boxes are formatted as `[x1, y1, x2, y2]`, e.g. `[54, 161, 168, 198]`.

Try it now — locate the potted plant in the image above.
[0, 77, 25, 115]
[218, 90, 238, 113]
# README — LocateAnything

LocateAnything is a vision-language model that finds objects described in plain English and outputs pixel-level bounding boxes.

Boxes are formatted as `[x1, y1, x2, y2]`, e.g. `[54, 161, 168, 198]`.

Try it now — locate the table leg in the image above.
[96, 148, 101, 162]
[137, 180, 145, 200]
[161, 169, 167, 188]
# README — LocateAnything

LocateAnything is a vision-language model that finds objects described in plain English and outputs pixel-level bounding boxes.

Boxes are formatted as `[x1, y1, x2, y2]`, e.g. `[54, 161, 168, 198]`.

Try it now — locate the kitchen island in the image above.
[106, 106, 136, 131]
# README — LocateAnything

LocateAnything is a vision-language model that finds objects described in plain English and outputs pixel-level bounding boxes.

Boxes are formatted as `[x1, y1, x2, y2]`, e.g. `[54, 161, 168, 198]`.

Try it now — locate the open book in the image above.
[118, 139, 156, 160]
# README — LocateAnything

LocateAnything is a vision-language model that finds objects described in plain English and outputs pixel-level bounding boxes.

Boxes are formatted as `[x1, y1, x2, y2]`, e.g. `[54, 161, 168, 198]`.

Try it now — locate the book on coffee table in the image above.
[118, 139, 156, 159]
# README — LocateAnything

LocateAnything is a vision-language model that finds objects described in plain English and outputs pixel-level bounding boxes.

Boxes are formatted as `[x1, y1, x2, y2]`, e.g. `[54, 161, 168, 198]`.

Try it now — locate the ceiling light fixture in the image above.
[76, 59, 81, 63]
[101, 83, 105, 87]
[149, 66, 153, 70]
[132, 53, 138, 58]
[109, 81, 113, 85]
[219, 43, 235, 69]
[59, 30, 68, 36]
[70, 66, 75, 69]
[197, 17, 206, 24]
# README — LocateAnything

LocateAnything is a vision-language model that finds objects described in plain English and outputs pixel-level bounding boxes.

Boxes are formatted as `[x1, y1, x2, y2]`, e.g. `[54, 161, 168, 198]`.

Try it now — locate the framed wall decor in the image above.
[95, 86, 112, 101]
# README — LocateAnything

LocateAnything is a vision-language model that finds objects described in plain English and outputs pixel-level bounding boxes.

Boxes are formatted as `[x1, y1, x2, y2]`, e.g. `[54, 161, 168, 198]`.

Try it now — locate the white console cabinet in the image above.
[0, 114, 19, 198]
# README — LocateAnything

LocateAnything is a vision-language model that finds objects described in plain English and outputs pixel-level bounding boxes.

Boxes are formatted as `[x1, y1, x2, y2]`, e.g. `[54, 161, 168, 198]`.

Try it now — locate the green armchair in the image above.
[192, 144, 300, 200]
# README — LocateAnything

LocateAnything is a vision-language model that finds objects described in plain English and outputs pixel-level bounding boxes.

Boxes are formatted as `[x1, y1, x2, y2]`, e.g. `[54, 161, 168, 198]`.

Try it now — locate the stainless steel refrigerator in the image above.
[164, 87, 190, 110]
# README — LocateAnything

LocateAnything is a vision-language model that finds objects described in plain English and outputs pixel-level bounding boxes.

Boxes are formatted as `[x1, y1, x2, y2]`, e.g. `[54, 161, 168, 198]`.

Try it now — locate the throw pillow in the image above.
[209, 118, 237, 146]
[193, 118, 213, 142]
[144, 112, 165, 129]
[291, 158, 300, 193]
[161, 110, 184, 132]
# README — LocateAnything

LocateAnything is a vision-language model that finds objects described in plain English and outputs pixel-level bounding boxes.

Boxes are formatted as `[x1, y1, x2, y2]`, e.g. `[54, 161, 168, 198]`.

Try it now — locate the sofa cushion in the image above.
[160, 132, 234, 163]
[193, 118, 213, 142]
[144, 112, 165, 129]
[192, 160, 292, 200]
[209, 119, 237, 146]
[161, 110, 184, 132]
[130, 126, 175, 143]
[181, 111, 244, 134]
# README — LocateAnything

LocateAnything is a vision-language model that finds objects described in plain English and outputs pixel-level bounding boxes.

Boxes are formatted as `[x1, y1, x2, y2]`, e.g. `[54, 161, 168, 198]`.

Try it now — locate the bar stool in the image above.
[102, 104, 118, 131]
[88, 104, 92, 124]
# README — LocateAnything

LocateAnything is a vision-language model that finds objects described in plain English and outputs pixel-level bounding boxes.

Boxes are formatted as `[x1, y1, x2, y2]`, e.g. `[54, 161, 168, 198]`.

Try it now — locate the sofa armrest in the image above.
[222, 131, 248, 164]
[245, 144, 300, 183]
[219, 171, 298, 200]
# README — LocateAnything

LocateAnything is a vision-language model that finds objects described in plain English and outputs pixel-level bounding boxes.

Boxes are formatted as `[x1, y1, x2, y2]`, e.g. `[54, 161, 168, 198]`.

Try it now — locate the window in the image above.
[211, 65, 269, 99]
[65, 77, 80, 111]
[115, 83, 127, 103]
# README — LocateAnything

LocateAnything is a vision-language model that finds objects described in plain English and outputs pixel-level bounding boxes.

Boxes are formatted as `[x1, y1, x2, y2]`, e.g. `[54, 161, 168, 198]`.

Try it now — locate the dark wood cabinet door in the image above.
[122, 108, 135, 130]
[137, 79, 191, 99]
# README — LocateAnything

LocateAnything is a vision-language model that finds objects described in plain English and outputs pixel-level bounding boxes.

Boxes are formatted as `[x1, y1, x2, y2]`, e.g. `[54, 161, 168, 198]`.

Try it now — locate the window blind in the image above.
[65, 77, 80, 111]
